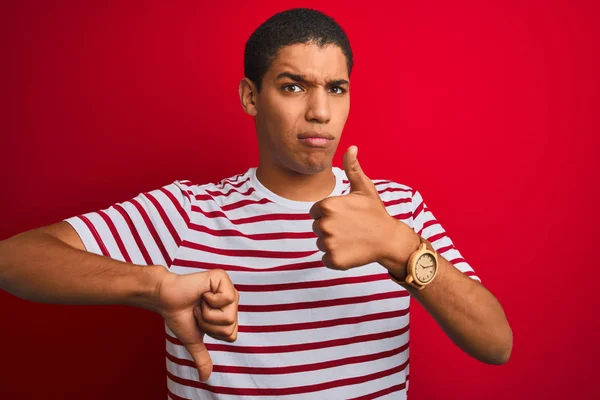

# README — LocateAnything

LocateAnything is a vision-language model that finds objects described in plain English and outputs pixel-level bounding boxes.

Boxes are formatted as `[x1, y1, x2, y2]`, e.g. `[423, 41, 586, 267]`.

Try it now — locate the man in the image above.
[0, 8, 512, 399]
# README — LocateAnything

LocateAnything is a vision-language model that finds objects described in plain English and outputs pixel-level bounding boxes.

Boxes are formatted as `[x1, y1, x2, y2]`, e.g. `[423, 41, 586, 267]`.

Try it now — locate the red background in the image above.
[1, 1, 599, 399]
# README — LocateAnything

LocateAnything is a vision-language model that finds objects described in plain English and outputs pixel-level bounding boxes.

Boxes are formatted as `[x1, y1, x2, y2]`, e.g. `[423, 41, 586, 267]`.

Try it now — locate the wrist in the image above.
[378, 219, 421, 279]
[126, 264, 170, 314]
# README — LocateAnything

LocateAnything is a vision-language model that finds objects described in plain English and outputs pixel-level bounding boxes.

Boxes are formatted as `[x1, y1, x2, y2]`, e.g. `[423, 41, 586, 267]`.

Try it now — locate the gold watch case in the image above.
[390, 237, 439, 290]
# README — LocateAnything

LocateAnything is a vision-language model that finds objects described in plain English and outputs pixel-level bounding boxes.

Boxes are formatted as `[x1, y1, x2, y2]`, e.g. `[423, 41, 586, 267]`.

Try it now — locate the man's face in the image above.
[254, 42, 350, 175]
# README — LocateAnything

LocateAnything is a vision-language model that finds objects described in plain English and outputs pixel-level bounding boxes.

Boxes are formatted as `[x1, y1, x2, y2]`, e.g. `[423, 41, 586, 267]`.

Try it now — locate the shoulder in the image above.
[169, 169, 254, 203]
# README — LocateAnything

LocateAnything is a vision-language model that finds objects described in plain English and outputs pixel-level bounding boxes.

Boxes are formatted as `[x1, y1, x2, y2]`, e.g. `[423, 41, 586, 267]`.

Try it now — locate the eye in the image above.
[328, 86, 346, 95]
[283, 84, 303, 93]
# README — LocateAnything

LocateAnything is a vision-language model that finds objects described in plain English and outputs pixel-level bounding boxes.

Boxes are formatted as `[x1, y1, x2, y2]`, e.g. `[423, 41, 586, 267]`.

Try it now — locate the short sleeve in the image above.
[64, 180, 192, 268]
[411, 190, 481, 282]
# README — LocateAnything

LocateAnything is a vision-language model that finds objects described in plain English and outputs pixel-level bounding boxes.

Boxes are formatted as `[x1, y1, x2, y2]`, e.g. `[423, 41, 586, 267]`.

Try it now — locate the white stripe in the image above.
[86, 212, 124, 260]
[64, 217, 102, 254]
[125, 199, 170, 266]
[103, 205, 145, 264]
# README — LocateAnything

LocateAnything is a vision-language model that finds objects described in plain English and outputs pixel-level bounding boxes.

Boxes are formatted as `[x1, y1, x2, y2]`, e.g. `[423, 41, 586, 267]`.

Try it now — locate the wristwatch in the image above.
[389, 236, 439, 290]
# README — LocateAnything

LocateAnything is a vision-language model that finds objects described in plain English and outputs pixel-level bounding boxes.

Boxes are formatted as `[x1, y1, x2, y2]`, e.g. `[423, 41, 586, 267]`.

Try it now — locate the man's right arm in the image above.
[0, 222, 165, 312]
[0, 221, 239, 381]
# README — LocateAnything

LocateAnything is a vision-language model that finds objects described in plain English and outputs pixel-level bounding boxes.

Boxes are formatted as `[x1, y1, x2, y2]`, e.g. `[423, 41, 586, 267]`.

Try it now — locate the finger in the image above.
[316, 236, 328, 252]
[312, 219, 326, 237]
[322, 252, 334, 269]
[309, 200, 323, 220]
[204, 270, 237, 308]
[184, 339, 213, 382]
[203, 289, 236, 309]
[343, 145, 374, 194]
[199, 298, 237, 326]
[195, 306, 239, 342]
[172, 311, 213, 381]
[224, 320, 239, 343]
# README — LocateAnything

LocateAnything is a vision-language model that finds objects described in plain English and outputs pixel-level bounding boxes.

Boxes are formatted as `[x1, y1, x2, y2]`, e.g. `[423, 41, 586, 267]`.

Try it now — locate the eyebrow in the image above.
[275, 72, 349, 87]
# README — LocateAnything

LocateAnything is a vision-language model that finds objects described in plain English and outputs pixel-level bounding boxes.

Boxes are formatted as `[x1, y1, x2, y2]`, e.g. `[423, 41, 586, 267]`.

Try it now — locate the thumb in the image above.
[183, 328, 213, 382]
[343, 145, 373, 193]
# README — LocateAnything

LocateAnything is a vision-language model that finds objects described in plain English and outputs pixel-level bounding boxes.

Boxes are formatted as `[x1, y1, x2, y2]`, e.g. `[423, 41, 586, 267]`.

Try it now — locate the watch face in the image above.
[415, 253, 437, 283]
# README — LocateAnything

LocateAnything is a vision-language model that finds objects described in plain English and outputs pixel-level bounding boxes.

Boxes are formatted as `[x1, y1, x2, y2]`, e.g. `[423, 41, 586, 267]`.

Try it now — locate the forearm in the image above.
[0, 230, 165, 312]
[405, 256, 512, 364]
[381, 222, 512, 364]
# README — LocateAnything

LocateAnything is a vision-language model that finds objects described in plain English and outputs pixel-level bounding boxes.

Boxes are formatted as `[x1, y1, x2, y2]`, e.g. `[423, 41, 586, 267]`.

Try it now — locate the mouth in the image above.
[297, 132, 335, 148]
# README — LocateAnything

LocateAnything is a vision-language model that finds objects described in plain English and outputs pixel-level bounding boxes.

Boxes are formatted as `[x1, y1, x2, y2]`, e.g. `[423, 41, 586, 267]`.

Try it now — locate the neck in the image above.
[255, 164, 336, 202]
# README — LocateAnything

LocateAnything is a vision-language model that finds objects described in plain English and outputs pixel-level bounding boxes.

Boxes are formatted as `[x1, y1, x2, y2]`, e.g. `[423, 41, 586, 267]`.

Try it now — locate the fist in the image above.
[310, 146, 401, 270]
[156, 268, 239, 381]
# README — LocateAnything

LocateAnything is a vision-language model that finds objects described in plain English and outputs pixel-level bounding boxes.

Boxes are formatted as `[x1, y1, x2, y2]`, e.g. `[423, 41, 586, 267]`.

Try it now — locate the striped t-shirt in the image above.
[65, 166, 479, 400]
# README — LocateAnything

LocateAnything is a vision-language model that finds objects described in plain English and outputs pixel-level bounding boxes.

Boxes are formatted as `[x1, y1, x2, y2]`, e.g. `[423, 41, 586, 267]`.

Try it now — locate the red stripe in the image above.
[220, 173, 243, 183]
[181, 241, 318, 259]
[181, 188, 193, 203]
[78, 215, 109, 257]
[131, 198, 172, 266]
[427, 232, 447, 243]
[204, 186, 255, 198]
[195, 193, 214, 202]
[343, 179, 395, 187]
[113, 204, 154, 265]
[373, 180, 396, 186]
[145, 192, 182, 246]
[167, 324, 409, 354]
[437, 244, 455, 254]
[171, 259, 324, 272]
[227, 173, 244, 182]
[166, 388, 191, 400]
[391, 211, 412, 220]
[417, 219, 439, 236]
[465, 271, 479, 278]
[215, 174, 245, 187]
[177, 182, 192, 202]
[160, 188, 190, 227]
[191, 206, 312, 224]
[189, 223, 316, 240]
[239, 290, 408, 312]
[239, 308, 409, 333]
[378, 186, 412, 194]
[413, 201, 425, 220]
[217, 177, 250, 189]
[97, 210, 132, 263]
[167, 342, 409, 375]
[449, 257, 467, 265]
[383, 197, 411, 207]
[222, 197, 272, 211]
[349, 382, 407, 400]
[165, 359, 409, 396]
[234, 273, 390, 292]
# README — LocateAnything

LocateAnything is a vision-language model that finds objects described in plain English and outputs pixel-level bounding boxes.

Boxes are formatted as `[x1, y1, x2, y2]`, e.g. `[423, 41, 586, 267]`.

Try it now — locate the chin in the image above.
[295, 156, 332, 175]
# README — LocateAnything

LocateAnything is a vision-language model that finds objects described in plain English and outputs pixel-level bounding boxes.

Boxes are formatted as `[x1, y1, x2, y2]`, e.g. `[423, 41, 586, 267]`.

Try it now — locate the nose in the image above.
[305, 88, 331, 124]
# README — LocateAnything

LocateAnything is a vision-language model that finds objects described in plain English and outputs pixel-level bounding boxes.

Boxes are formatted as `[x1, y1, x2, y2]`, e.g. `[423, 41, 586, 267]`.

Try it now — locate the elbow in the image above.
[484, 325, 513, 365]
[488, 344, 512, 365]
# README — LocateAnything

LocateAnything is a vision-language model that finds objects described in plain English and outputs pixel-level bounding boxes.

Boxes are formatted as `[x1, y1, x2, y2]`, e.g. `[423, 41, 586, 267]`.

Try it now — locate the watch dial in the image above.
[415, 253, 436, 283]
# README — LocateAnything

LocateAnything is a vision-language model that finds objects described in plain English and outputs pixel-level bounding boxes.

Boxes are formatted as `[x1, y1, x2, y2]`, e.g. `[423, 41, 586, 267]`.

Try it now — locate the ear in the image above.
[239, 78, 258, 116]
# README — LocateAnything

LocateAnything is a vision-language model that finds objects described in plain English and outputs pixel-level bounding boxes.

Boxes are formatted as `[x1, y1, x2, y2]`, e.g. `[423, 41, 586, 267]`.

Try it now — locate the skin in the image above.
[239, 42, 350, 202]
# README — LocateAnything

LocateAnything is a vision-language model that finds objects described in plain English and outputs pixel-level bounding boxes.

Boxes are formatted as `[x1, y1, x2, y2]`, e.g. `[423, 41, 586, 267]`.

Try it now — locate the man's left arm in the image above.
[380, 228, 513, 365]
[311, 146, 513, 365]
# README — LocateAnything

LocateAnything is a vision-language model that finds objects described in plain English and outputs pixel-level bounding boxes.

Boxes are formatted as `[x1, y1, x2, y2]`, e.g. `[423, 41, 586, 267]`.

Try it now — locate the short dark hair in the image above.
[244, 8, 354, 92]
